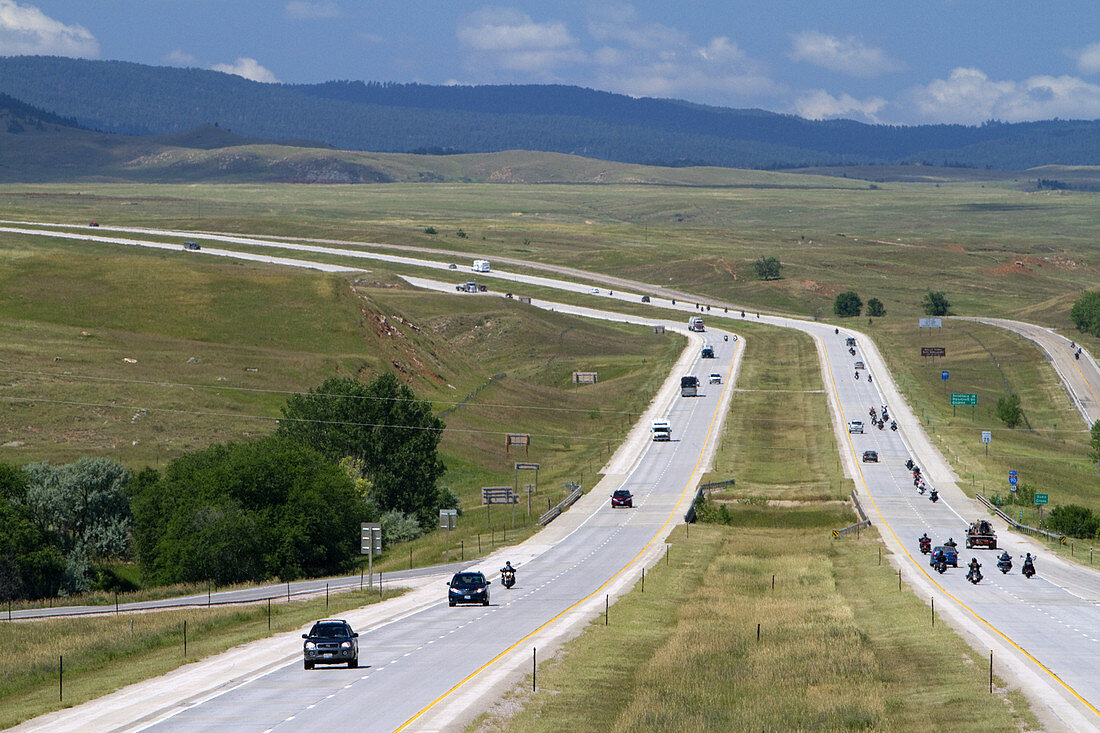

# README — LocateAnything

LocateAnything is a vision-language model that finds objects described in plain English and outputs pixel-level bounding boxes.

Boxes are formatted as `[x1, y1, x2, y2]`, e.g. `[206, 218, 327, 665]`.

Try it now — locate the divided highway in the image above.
[8, 222, 1100, 730]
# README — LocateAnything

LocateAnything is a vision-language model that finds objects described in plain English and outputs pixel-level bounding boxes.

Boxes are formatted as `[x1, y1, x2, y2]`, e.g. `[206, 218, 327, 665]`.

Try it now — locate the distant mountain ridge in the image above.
[1, 55, 1100, 170]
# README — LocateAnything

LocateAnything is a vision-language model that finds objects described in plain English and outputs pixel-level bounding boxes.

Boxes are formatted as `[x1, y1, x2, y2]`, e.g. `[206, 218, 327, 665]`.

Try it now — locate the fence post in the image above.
[533, 647, 537, 691]
[59, 655, 63, 702]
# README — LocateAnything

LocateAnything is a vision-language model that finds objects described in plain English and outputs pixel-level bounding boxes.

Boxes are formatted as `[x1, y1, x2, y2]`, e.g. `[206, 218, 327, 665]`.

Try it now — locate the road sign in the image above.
[1009, 470, 1017, 476]
[950, 393, 977, 406]
[922, 347, 946, 357]
[439, 509, 457, 530]
[1009, 476, 1018, 486]
[919, 318, 942, 328]
[981, 431, 992, 443]
[360, 523, 382, 556]
[1034, 494, 1048, 505]
[482, 486, 518, 504]
[941, 371, 949, 381]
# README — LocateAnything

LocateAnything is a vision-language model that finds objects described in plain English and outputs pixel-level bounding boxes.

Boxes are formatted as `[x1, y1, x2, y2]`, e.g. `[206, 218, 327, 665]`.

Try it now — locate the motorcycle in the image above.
[997, 556, 1012, 574]
[905, 459, 914, 470]
[1022, 559, 1036, 579]
[723, 334, 728, 341]
[917, 481, 927, 494]
[854, 371, 860, 380]
[877, 420, 885, 430]
[1075, 351, 1081, 360]
[890, 420, 897, 431]
[835, 328, 839, 335]
[849, 347, 856, 356]
[966, 565, 983, 584]
[867, 374, 872, 383]
[934, 557, 948, 574]
[929, 489, 939, 503]
[919, 537, 931, 554]
[501, 569, 516, 589]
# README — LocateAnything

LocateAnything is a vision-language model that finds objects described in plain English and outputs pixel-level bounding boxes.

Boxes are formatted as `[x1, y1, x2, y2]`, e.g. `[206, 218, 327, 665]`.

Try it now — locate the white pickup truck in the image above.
[651, 419, 671, 441]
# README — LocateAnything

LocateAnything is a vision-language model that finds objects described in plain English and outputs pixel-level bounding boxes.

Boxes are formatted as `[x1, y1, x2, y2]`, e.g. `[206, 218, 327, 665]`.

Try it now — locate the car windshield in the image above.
[613, 490, 631, 498]
[451, 573, 486, 588]
[310, 623, 348, 638]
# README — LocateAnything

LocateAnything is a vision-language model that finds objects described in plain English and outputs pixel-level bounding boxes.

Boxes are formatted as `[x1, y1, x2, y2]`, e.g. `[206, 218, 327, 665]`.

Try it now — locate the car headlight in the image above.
[340, 641, 352, 649]
[305, 642, 317, 650]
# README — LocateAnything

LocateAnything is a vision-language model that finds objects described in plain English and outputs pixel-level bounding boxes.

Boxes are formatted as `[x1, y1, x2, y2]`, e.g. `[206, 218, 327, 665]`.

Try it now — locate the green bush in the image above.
[1045, 504, 1100, 539]
[1070, 291, 1100, 337]
[996, 394, 1023, 428]
[833, 291, 862, 317]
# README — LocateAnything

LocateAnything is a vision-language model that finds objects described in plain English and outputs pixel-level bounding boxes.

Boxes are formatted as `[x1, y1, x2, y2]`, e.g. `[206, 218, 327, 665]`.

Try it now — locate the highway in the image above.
[8, 222, 1100, 730]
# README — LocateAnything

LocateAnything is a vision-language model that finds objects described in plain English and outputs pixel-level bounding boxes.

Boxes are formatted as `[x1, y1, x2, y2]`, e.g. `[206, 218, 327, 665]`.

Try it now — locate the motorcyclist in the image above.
[919, 533, 931, 552]
[999, 550, 1011, 563]
[905, 458, 914, 470]
[835, 328, 839, 335]
[890, 420, 897, 431]
[1022, 553, 1035, 576]
[867, 373, 872, 383]
[929, 488, 939, 502]
[855, 371, 860, 380]
[944, 537, 957, 550]
[501, 561, 515, 577]
[967, 557, 982, 582]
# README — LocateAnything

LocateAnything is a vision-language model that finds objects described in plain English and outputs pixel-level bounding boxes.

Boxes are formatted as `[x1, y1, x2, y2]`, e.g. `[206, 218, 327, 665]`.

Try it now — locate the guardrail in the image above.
[684, 485, 706, 523]
[976, 494, 1066, 544]
[698, 478, 736, 492]
[850, 490, 869, 523]
[538, 483, 583, 526]
[832, 520, 871, 538]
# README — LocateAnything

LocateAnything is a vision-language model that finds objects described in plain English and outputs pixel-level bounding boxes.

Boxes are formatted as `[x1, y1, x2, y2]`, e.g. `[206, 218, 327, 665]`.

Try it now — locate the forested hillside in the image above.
[1, 55, 1100, 170]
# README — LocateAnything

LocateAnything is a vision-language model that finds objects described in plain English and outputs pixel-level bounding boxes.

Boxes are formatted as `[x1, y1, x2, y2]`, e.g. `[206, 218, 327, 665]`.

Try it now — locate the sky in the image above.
[4, 0, 1100, 126]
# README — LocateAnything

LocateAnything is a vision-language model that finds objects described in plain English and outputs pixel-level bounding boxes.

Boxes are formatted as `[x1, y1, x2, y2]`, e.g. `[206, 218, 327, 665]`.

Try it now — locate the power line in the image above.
[0, 396, 622, 443]
[0, 368, 637, 416]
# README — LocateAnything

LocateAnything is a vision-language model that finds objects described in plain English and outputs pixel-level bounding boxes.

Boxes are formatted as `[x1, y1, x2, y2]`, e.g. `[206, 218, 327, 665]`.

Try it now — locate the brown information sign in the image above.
[921, 347, 946, 357]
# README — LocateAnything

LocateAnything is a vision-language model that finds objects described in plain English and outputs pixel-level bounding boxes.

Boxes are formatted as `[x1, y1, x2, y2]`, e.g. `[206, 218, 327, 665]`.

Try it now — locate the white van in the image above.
[651, 419, 671, 441]
[472, 259, 491, 273]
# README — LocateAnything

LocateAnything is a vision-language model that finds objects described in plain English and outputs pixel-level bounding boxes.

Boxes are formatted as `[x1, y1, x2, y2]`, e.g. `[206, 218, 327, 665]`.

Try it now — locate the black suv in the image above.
[302, 619, 359, 669]
[448, 571, 491, 606]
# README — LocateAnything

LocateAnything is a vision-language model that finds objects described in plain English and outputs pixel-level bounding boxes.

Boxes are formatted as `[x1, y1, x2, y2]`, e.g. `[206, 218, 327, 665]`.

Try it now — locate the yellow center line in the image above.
[824, 339, 1100, 718]
[395, 334, 741, 731]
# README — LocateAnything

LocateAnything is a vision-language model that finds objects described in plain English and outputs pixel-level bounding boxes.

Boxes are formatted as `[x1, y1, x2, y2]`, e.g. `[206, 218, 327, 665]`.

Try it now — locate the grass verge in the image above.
[473, 518, 1035, 732]
[0, 587, 402, 729]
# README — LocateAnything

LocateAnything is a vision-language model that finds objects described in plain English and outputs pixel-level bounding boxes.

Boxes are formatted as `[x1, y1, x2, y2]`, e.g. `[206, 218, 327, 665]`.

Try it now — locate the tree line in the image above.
[0, 373, 451, 601]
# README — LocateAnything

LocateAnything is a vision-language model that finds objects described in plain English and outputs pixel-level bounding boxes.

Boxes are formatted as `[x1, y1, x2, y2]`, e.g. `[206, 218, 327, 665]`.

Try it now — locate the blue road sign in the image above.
[941, 370, 949, 380]
[1009, 476, 1018, 486]
[1009, 470, 1017, 476]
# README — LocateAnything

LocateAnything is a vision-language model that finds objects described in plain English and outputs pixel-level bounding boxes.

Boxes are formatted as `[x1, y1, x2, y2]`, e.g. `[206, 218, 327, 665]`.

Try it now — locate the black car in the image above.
[448, 571, 490, 606]
[862, 450, 878, 463]
[302, 619, 358, 669]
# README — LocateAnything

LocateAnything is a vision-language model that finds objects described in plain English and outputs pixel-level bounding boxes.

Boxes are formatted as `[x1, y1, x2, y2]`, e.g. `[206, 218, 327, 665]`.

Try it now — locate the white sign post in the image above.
[981, 430, 992, 456]
[440, 509, 457, 561]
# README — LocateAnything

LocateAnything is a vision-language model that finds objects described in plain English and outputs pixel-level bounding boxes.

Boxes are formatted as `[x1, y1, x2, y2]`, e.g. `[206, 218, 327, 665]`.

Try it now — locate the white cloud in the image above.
[0, 0, 98, 57]
[457, 8, 580, 74]
[789, 31, 900, 77]
[163, 49, 199, 67]
[284, 1, 340, 20]
[1074, 41, 1100, 74]
[211, 57, 280, 83]
[587, 2, 686, 50]
[907, 67, 1100, 123]
[795, 89, 886, 122]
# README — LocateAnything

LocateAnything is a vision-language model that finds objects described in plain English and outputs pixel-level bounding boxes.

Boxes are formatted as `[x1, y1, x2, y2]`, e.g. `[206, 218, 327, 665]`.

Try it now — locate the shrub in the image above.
[921, 291, 952, 316]
[833, 291, 862, 317]
[867, 298, 886, 317]
[995, 394, 1023, 428]
[1070, 291, 1100, 337]
[1046, 504, 1100, 539]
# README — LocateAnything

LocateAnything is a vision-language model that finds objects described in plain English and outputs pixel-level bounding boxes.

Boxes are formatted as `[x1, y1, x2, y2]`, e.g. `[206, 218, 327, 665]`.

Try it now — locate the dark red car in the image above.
[611, 489, 633, 508]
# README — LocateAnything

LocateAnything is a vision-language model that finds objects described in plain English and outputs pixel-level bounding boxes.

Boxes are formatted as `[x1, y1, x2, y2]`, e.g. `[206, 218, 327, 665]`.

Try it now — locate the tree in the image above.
[1046, 504, 1100, 539]
[867, 298, 886, 317]
[752, 256, 782, 281]
[277, 374, 447, 525]
[23, 457, 133, 561]
[921, 291, 952, 316]
[1070, 291, 1100, 337]
[130, 437, 367, 585]
[995, 394, 1023, 428]
[0, 463, 66, 601]
[833, 291, 862, 317]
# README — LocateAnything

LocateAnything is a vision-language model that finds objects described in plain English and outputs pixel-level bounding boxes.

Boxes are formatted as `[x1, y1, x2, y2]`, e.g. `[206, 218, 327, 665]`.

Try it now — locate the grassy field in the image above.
[0, 229, 684, 582]
[0, 587, 402, 730]
[2, 179, 1098, 334]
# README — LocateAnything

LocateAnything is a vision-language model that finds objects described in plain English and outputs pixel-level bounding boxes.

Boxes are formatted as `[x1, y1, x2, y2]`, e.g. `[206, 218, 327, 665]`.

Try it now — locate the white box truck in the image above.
[651, 419, 671, 441]
[472, 259, 491, 273]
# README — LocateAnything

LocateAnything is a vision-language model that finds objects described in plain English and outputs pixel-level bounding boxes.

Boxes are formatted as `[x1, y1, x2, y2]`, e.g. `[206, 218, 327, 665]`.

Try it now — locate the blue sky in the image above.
[4, 0, 1100, 125]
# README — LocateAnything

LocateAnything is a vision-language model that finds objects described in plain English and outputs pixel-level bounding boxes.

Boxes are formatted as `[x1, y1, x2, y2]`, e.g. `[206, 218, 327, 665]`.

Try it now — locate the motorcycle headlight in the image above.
[305, 641, 317, 650]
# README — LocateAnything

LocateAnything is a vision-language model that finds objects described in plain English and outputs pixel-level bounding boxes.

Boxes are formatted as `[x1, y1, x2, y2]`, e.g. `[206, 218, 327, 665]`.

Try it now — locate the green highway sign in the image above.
[950, 393, 978, 406]
[1034, 494, 1049, 505]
